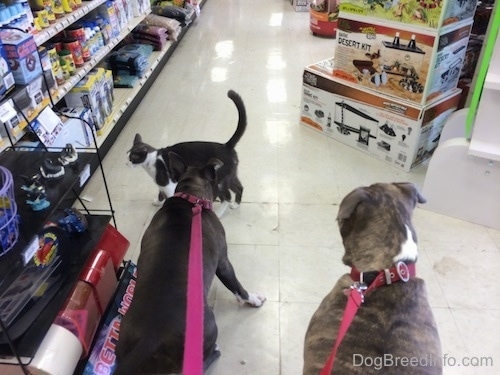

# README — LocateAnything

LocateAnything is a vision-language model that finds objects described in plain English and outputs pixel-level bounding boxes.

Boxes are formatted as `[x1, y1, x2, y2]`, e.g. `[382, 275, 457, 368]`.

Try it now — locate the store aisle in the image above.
[81, 1, 500, 374]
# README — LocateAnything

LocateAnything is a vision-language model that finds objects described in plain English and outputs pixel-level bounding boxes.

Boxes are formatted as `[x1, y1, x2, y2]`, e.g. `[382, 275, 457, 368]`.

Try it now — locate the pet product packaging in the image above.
[301, 58, 462, 171]
[56, 107, 96, 148]
[93, 223, 130, 271]
[64, 73, 106, 129]
[339, 0, 479, 30]
[333, 15, 472, 105]
[80, 261, 137, 375]
[0, 99, 25, 139]
[0, 40, 15, 100]
[78, 249, 118, 315]
[0, 30, 43, 85]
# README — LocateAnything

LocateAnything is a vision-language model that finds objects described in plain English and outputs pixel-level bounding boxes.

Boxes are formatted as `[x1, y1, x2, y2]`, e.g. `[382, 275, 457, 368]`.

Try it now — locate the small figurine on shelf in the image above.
[40, 158, 65, 180]
[58, 143, 78, 166]
[21, 174, 46, 195]
[26, 191, 50, 211]
[58, 208, 88, 234]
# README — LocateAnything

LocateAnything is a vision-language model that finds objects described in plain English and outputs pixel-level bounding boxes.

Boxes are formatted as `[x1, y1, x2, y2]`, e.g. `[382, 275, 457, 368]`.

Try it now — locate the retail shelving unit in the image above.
[422, 1, 500, 229]
[0, 149, 112, 367]
[0, 1, 205, 372]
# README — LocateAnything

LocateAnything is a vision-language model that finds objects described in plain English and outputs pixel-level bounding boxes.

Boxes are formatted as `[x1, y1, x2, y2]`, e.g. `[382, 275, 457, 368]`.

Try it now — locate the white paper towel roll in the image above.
[28, 324, 83, 375]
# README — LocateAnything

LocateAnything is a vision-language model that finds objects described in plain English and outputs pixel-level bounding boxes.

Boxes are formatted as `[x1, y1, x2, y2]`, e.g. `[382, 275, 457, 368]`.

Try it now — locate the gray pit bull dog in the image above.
[113, 152, 265, 375]
[303, 182, 442, 375]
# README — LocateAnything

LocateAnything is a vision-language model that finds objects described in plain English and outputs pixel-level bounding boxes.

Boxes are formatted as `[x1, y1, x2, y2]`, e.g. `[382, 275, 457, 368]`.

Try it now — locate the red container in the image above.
[310, 8, 338, 38]
[79, 249, 117, 315]
[63, 38, 84, 67]
[94, 224, 130, 271]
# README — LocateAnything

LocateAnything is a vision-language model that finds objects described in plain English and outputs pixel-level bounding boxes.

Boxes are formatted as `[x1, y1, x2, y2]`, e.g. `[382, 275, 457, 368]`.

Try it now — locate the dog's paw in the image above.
[238, 292, 266, 307]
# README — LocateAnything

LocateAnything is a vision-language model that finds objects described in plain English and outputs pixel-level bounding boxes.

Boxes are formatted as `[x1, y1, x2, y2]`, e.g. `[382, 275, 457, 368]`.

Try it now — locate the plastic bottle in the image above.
[94, 26, 104, 48]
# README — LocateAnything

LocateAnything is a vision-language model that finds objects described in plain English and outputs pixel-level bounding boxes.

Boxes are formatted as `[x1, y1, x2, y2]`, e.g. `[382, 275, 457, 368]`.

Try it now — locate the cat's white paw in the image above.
[230, 202, 240, 209]
[236, 292, 266, 307]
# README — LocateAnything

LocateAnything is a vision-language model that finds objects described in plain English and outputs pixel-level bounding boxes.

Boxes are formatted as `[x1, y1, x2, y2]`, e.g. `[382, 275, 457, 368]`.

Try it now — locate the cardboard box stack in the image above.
[300, 1, 478, 171]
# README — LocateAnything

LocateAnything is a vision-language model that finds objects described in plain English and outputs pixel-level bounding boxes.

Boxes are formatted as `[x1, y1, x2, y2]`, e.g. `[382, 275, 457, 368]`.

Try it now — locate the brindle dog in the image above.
[303, 182, 442, 375]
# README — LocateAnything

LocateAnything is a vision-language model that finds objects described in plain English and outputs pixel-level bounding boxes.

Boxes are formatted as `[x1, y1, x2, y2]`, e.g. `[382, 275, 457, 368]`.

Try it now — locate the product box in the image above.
[0, 99, 25, 138]
[131, 0, 151, 17]
[81, 261, 137, 375]
[51, 107, 96, 148]
[290, 0, 311, 12]
[0, 41, 15, 100]
[333, 15, 472, 105]
[10, 73, 53, 120]
[0, 30, 43, 85]
[339, 0, 478, 30]
[30, 106, 65, 147]
[301, 59, 461, 171]
[65, 74, 106, 129]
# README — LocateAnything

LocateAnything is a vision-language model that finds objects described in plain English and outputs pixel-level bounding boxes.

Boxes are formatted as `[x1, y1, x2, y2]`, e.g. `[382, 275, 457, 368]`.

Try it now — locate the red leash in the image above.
[320, 262, 415, 375]
[175, 193, 212, 375]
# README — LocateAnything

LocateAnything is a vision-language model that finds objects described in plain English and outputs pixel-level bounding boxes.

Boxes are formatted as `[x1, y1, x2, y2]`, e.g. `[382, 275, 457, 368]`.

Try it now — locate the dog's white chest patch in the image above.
[393, 225, 418, 263]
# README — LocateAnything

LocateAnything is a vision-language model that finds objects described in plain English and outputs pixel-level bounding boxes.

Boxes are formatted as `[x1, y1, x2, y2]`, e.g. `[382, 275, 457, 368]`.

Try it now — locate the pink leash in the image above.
[320, 262, 415, 374]
[175, 193, 212, 375]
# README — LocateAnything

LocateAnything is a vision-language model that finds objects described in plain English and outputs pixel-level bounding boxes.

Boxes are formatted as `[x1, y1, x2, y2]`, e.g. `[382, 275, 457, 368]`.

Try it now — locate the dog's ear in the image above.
[203, 158, 224, 181]
[337, 188, 370, 221]
[134, 133, 142, 144]
[395, 182, 427, 205]
[168, 151, 187, 181]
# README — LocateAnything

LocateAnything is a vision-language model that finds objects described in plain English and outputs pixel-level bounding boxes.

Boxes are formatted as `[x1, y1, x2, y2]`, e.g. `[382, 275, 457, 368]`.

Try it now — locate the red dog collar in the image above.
[350, 262, 416, 288]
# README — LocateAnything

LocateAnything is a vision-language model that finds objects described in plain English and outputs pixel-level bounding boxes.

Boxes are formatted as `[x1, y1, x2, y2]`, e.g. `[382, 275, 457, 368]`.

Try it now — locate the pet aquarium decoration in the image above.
[0, 166, 19, 256]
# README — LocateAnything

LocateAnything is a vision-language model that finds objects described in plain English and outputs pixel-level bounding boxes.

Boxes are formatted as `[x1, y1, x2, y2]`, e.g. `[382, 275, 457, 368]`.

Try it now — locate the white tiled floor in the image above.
[80, 1, 500, 374]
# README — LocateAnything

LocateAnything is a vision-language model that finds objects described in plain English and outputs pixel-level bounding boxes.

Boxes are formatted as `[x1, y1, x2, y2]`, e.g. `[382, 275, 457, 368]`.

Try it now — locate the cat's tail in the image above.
[225, 90, 247, 149]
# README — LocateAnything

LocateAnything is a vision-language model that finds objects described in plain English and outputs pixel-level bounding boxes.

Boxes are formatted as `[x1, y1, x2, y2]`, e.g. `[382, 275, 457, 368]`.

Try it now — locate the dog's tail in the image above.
[225, 90, 247, 149]
[113, 336, 162, 375]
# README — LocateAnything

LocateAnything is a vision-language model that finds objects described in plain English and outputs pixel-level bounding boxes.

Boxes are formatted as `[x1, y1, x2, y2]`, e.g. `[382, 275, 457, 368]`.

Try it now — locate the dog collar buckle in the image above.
[396, 261, 410, 282]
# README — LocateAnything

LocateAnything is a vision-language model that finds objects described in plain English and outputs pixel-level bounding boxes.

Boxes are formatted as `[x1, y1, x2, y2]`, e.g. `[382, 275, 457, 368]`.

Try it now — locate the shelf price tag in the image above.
[0, 101, 17, 123]
[22, 236, 39, 265]
[80, 163, 91, 187]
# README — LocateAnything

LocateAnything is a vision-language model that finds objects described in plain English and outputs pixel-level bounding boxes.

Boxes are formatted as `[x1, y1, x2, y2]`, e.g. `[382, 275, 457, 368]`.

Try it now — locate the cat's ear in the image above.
[168, 151, 187, 181]
[203, 158, 223, 181]
[134, 133, 142, 144]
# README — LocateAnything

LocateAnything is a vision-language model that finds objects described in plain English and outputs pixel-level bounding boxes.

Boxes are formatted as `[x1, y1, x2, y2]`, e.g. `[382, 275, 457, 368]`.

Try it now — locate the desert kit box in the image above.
[301, 59, 461, 171]
[333, 15, 471, 105]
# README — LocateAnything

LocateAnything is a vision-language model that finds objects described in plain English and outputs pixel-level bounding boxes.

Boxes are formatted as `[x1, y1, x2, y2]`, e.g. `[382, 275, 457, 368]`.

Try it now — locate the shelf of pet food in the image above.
[52, 13, 148, 104]
[33, 0, 108, 46]
[0, 214, 112, 363]
[93, 42, 175, 145]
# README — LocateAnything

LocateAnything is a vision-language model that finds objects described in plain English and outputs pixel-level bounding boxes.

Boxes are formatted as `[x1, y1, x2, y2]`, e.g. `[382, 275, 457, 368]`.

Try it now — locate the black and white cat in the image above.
[127, 89, 246, 217]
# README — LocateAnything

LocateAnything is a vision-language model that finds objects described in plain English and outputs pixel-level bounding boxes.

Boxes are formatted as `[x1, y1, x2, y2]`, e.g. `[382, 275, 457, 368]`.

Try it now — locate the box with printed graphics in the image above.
[300, 58, 461, 171]
[333, 15, 472, 105]
[339, 0, 478, 30]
